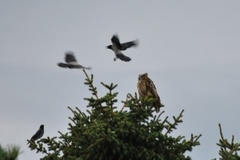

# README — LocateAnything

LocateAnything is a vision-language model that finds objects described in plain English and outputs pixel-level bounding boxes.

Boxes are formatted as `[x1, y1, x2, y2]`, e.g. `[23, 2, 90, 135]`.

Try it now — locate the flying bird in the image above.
[30, 125, 44, 141]
[58, 51, 92, 70]
[106, 34, 138, 62]
[137, 73, 164, 113]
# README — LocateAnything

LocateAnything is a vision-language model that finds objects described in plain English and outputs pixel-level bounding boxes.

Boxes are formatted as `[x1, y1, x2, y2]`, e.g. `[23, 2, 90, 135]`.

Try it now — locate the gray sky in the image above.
[0, 1, 240, 159]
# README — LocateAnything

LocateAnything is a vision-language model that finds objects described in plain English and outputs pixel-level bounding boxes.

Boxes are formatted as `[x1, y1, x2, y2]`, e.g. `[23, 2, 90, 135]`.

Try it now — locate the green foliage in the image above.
[28, 70, 201, 160]
[212, 124, 240, 160]
[0, 144, 21, 160]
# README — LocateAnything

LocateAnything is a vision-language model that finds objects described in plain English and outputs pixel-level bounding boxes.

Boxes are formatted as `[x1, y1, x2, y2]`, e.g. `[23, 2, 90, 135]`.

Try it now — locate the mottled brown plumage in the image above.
[137, 73, 164, 112]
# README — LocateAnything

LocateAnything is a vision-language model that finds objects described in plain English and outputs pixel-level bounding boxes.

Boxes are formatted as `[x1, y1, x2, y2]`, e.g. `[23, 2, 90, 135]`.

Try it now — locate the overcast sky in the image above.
[1, 1, 240, 160]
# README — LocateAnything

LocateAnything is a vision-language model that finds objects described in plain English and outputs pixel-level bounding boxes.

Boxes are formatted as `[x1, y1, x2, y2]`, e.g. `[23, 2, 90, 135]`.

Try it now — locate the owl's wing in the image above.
[147, 78, 160, 100]
[147, 78, 164, 112]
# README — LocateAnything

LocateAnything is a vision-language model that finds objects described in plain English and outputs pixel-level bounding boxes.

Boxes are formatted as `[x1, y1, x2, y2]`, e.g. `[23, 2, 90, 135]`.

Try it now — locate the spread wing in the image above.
[58, 51, 91, 69]
[75, 65, 92, 70]
[65, 51, 78, 63]
[57, 62, 92, 69]
[111, 35, 122, 49]
[120, 40, 138, 50]
[117, 53, 131, 62]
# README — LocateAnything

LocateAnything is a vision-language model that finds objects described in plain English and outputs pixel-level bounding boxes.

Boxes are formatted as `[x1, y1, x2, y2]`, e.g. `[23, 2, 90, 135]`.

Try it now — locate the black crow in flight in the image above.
[58, 51, 92, 70]
[106, 34, 138, 62]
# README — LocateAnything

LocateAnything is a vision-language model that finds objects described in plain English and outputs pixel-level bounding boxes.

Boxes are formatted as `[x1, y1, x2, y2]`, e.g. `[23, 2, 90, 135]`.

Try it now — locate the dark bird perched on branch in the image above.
[137, 73, 164, 113]
[106, 34, 138, 62]
[58, 51, 92, 70]
[30, 125, 44, 141]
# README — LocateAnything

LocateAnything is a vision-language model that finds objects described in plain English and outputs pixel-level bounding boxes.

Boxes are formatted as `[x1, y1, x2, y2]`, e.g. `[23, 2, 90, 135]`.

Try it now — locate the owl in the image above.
[137, 73, 164, 112]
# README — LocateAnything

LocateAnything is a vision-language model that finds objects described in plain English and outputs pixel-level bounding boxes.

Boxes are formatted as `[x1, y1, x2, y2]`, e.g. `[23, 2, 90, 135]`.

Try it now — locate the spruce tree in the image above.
[28, 70, 201, 160]
[0, 144, 21, 160]
[212, 124, 240, 160]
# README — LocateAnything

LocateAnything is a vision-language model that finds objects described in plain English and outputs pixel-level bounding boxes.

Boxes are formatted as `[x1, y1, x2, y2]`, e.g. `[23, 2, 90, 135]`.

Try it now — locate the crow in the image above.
[58, 51, 92, 69]
[106, 34, 138, 62]
[30, 124, 44, 141]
